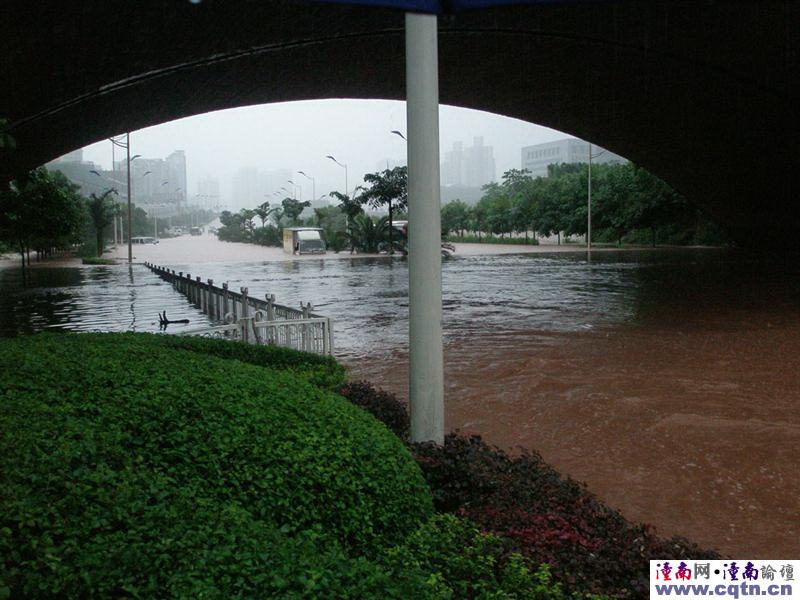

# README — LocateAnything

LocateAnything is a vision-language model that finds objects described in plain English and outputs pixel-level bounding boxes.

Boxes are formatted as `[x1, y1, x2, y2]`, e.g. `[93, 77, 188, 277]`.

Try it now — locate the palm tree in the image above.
[347, 215, 389, 254]
[356, 167, 407, 254]
[329, 191, 363, 253]
[254, 201, 274, 228]
[87, 189, 116, 256]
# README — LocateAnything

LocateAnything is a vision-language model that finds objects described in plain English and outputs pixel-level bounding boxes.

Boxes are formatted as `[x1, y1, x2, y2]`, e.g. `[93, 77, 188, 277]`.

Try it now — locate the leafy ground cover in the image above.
[338, 381, 721, 598]
[0, 334, 426, 597]
[1, 333, 578, 599]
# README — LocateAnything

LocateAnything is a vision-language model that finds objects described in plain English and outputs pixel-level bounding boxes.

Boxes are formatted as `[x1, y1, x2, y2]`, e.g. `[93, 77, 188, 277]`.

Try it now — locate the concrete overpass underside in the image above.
[1, 0, 798, 246]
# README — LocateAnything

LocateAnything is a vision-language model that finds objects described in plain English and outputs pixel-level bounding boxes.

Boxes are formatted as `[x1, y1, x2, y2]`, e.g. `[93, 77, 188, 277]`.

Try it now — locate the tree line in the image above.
[217, 162, 725, 254]
[443, 163, 726, 246]
[0, 167, 213, 268]
[216, 168, 410, 254]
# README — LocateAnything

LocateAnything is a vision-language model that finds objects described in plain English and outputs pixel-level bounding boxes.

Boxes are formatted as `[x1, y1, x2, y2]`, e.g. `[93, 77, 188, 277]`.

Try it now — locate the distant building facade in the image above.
[441, 136, 495, 188]
[195, 177, 221, 209]
[231, 167, 293, 211]
[115, 150, 187, 205]
[521, 138, 626, 177]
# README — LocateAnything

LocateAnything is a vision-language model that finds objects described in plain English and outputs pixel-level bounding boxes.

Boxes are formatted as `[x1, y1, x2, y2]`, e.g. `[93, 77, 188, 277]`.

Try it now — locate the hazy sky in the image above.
[81, 99, 571, 203]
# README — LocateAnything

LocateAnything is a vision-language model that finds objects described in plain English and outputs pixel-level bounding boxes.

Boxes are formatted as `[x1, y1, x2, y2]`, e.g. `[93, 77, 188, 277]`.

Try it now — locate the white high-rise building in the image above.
[231, 167, 260, 211]
[114, 150, 187, 206]
[196, 177, 220, 209]
[165, 151, 187, 204]
[521, 138, 626, 177]
[441, 136, 495, 188]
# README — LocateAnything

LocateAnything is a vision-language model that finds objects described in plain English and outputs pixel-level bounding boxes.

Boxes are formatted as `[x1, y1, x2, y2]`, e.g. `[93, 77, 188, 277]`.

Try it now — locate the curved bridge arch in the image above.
[2, 0, 797, 245]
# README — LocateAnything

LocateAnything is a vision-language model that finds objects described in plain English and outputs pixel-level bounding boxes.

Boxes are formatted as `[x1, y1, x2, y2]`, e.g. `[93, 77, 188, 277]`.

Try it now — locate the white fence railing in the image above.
[146, 262, 334, 355]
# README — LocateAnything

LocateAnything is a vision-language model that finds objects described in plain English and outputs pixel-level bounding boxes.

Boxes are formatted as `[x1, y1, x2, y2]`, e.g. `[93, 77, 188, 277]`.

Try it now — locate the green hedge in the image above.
[83, 332, 346, 390]
[0, 333, 431, 597]
[383, 514, 577, 599]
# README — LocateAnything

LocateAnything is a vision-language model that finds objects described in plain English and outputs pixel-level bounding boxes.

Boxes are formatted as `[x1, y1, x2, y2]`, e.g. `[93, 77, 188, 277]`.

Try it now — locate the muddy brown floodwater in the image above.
[345, 255, 800, 558]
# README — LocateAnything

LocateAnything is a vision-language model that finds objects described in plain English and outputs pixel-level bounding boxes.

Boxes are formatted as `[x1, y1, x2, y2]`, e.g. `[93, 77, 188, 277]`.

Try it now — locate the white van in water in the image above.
[131, 236, 158, 245]
[283, 227, 326, 255]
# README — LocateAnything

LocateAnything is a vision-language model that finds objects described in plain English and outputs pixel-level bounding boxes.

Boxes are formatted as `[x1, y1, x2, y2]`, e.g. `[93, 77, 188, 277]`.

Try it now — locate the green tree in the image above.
[347, 215, 390, 254]
[356, 167, 408, 254]
[0, 168, 87, 267]
[477, 183, 513, 238]
[281, 198, 311, 226]
[254, 201, 276, 228]
[312, 205, 347, 252]
[87, 189, 116, 256]
[441, 199, 471, 237]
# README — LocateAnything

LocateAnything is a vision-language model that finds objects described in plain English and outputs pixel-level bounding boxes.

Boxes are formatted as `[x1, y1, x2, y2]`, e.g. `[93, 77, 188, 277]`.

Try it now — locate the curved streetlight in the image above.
[287, 179, 300, 200]
[108, 134, 139, 262]
[586, 143, 607, 251]
[297, 170, 316, 201]
[390, 130, 407, 141]
[326, 155, 348, 197]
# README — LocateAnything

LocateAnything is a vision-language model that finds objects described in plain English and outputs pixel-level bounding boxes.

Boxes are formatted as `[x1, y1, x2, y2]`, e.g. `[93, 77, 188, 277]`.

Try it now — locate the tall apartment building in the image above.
[195, 177, 221, 208]
[231, 167, 260, 211]
[115, 150, 187, 205]
[231, 167, 293, 211]
[165, 151, 187, 203]
[441, 136, 496, 188]
[259, 168, 293, 201]
[521, 138, 626, 177]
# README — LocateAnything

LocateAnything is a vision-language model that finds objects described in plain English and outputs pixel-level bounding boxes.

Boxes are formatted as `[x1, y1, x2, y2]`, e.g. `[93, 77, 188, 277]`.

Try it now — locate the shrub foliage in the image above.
[93, 331, 346, 390]
[0, 333, 431, 597]
[338, 381, 410, 442]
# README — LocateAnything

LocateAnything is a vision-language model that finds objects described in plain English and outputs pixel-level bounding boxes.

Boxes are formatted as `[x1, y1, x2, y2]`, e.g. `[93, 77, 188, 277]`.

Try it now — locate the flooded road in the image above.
[1, 241, 798, 557]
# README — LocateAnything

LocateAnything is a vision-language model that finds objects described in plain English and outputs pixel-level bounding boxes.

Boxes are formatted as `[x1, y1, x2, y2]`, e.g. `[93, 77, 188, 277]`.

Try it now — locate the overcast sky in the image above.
[81, 99, 571, 203]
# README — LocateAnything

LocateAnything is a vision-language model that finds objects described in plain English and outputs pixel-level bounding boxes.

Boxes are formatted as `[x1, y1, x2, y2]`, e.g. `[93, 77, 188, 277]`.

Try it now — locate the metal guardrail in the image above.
[145, 262, 334, 355]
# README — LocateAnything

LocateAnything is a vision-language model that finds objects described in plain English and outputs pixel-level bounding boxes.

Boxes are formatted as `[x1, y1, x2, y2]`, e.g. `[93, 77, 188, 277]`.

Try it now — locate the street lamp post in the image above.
[297, 171, 315, 202]
[326, 155, 348, 197]
[586, 143, 606, 251]
[287, 180, 300, 200]
[110, 134, 139, 263]
[588, 143, 592, 250]
[389, 130, 409, 255]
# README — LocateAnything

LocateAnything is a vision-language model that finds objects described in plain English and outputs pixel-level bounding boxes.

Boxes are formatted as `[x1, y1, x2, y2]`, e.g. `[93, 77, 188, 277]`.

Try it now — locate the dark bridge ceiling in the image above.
[1, 0, 798, 246]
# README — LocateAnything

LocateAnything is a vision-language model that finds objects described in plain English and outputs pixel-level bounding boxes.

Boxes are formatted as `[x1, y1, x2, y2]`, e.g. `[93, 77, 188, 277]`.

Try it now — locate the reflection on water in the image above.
[3, 249, 798, 356]
[0, 265, 215, 336]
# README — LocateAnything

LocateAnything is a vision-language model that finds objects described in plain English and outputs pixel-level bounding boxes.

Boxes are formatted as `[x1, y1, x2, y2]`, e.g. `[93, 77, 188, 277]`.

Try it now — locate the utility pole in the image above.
[126, 133, 132, 263]
[587, 142, 592, 250]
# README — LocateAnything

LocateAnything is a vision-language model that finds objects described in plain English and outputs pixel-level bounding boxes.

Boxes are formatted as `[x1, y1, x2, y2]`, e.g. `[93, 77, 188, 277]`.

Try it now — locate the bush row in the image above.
[338, 381, 720, 598]
[0, 334, 429, 597]
[84, 331, 346, 390]
[444, 234, 540, 245]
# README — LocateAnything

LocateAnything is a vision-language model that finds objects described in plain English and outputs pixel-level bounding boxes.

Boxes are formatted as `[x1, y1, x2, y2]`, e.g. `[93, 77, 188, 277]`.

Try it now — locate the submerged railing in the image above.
[145, 262, 333, 355]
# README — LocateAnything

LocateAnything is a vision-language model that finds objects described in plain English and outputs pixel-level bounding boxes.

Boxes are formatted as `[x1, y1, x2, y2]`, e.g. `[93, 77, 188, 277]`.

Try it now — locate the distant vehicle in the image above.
[190, 227, 202, 236]
[131, 236, 158, 245]
[283, 227, 326, 255]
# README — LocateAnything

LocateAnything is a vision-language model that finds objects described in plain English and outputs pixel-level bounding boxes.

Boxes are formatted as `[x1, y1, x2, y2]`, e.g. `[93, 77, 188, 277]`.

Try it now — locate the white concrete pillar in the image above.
[406, 12, 444, 444]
